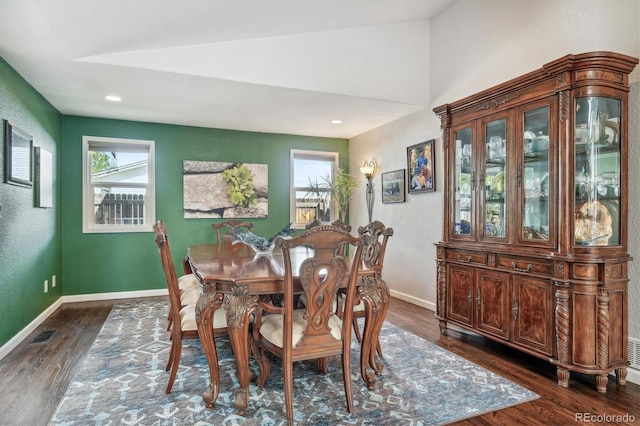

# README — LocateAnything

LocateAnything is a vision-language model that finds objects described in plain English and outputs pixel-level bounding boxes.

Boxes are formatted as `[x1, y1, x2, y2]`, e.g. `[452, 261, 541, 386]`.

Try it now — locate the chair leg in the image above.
[352, 317, 362, 342]
[375, 339, 383, 358]
[342, 352, 354, 413]
[317, 357, 328, 374]
[166, 344, 174, 372]
[166, 324, 177, 371]
[252, 339, 271, 387]
[284, 358, 294, 424]
[167, 310, 173, 331]
[166, 337, 182, 393]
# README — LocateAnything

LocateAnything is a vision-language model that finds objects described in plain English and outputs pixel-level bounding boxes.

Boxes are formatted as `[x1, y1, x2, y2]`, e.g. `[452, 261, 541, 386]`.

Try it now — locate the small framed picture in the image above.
[407, 139, 435, 193]
[381, 169, 405, 203]
[4, 120, 34, 188]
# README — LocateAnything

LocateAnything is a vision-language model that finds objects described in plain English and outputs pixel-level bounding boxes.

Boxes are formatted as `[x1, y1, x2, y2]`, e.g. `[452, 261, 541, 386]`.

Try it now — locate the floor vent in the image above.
[629, 337, 640, 370]
[30, 330, 56, 343]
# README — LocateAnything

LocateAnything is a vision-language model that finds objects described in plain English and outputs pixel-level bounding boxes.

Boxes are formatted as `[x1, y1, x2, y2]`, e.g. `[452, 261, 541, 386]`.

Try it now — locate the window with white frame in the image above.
[82, 136, 155, 233]
[290, 149, 339, 229]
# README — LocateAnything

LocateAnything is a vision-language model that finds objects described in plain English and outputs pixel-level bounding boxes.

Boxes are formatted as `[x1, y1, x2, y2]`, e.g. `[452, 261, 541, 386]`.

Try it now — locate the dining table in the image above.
[187, 241, 390, 414]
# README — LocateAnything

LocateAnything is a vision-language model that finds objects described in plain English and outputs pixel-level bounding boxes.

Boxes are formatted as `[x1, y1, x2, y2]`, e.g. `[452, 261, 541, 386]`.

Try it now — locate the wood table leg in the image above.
[358, 275, 389, 390]
[224, 285, 259, 415]
[195, 287, 224, 408]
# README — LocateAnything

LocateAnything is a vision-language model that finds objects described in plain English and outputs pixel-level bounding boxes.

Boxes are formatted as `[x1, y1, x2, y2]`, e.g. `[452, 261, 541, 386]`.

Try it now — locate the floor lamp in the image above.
[360, 160, 377, 224]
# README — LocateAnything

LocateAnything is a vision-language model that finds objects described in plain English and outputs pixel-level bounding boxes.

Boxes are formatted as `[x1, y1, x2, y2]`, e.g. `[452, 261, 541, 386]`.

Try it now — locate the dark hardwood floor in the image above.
[0, 296, 638, 425]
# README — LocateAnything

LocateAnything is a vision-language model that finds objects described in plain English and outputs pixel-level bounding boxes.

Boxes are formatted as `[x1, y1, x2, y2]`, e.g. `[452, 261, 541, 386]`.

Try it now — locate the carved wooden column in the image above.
[223, 285, 259, 414]
[195, 284, 225, 407]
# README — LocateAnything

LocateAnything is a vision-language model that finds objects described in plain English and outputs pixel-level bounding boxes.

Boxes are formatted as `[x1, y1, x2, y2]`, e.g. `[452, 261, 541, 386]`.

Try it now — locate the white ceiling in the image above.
[0, 0, 455, 139]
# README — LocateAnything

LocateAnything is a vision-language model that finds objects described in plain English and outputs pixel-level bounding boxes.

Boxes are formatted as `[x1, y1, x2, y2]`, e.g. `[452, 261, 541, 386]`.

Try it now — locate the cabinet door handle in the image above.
[467, 290, 473, 307]
[513, 298, 519, 320]
[457, 255, 472, 263]
[476, 288, 481, 309]
[511, 262, 533, 273]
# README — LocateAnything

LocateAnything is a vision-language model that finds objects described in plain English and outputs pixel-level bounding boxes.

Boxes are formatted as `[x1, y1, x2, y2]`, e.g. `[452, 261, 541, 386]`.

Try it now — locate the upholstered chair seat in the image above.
[166, 273, 203, 330]
[180, 304, 227, 331]
[178, 273, 199, 290]
[259, 310, 342, 348]
[180, 283, 203, 306]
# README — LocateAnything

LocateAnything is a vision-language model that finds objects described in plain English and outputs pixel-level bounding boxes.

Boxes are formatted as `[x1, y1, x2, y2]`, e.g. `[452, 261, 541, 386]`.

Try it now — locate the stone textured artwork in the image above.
[183, 160, 268, 218]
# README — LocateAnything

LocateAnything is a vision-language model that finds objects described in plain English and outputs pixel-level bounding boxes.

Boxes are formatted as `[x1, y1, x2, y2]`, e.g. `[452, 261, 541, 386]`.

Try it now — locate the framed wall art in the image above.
[34, 146, 53, 208]
[183, 160, 268, 219]
[4, 120, 34, 188]
[407, 139, 435, 193]
[381, 169, 405, 203]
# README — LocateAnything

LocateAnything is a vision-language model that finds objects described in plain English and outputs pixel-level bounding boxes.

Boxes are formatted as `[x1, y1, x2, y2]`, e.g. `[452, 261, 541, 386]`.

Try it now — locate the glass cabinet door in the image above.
[574, 96, 622, 247]
[482, 117, 507, 239]
[453, 127, 473, 237]
[520, 105, 551, 244]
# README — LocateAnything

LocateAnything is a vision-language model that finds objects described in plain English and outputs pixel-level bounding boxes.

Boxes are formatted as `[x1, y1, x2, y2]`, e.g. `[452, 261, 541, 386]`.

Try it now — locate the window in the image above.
[82, 136, 155, 233]
[290, 149, 338, 229]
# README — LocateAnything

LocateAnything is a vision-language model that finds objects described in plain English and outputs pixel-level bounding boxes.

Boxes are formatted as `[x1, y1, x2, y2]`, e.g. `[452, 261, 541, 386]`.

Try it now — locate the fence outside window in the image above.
[95, 193, 145, 225]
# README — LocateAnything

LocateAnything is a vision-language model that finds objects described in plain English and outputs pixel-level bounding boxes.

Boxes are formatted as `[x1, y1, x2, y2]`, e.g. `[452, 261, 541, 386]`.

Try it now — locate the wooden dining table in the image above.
[187, 241, 390, 414]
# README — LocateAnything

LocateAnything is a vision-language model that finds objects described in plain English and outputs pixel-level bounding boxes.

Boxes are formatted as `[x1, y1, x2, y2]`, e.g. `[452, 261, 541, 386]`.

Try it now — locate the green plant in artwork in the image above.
[222, 164, 257, 208]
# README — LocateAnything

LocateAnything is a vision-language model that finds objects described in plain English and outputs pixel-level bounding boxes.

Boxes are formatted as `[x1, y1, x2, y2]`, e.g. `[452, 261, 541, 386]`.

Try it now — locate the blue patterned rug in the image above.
[50, 300, 537, 425]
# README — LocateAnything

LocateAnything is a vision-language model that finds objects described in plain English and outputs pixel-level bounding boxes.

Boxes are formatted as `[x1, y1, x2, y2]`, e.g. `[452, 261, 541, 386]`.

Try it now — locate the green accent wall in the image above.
[61, 118, 349, 296]
[0, 57, 63, 347]
[0, 56, 348, 349]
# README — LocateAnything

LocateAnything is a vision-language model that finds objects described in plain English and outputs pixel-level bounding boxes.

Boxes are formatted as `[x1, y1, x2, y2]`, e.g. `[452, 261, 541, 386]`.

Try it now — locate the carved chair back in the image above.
[357, 220, 393, 277]
[212, 219, 254, 244]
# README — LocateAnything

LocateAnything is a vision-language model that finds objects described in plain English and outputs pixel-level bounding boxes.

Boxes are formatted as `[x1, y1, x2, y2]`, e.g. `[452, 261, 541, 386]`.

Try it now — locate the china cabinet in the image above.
[434, 52, 637, 393]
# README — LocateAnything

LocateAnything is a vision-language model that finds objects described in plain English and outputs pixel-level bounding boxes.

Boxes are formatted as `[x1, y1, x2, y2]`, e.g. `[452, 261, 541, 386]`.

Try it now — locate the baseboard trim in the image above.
[0, 289, 168, 362]
[61, 288, 168, 303]
[0, 298, 63, 361]
[2, 288, 639, 386]
[389, 289, 436, 312]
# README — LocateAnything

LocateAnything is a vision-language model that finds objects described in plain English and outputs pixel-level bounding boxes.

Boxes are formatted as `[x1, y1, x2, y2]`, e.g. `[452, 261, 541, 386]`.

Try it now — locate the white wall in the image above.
[350, 109, 442, 310]
[430, 0, 640, 106]
[349, 0, 640, 323]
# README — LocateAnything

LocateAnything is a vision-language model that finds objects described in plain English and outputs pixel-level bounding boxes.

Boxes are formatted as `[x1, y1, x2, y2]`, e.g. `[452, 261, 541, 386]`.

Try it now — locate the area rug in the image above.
[50, 300, 537, 425]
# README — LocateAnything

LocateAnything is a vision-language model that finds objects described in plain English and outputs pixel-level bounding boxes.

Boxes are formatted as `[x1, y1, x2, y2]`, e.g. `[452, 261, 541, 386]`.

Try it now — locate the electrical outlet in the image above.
[44, 279, 48, 293]
[52, 275, 56, 288]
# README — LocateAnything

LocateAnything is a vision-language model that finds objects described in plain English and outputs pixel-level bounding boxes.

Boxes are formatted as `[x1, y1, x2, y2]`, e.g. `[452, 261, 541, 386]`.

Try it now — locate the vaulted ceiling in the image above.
[0, 0, 455, 138]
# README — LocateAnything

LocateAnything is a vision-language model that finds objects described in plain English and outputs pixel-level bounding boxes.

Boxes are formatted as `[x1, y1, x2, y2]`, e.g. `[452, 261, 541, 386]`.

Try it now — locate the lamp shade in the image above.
[360, 160, 377, 178]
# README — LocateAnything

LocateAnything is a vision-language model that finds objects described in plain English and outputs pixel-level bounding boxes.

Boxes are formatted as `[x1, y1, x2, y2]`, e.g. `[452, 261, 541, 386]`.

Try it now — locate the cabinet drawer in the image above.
[446, 249, 486, 266]
[570, 262, 627, 281]
[496, 255, 553, 277]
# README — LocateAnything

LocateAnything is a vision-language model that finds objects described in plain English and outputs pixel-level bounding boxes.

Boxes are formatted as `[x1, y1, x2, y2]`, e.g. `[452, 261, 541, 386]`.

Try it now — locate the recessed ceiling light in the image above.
[105, 95, 122, 102]
[331, 119, 343, 124]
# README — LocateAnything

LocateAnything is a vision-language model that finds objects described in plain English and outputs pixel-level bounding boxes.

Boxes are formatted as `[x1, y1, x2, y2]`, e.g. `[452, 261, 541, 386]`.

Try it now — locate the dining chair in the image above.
[211, 219, 254, 244]
[166, 256, 202, 331]
[154, 221, 228, 393]
[340, 221, 393, 356]
[252, 224, 364, 424]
